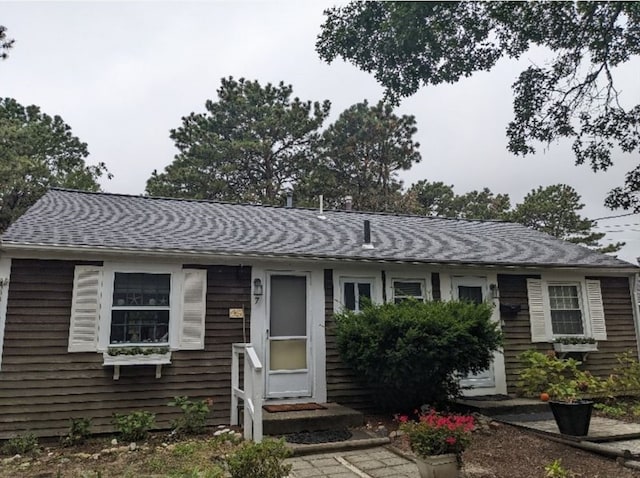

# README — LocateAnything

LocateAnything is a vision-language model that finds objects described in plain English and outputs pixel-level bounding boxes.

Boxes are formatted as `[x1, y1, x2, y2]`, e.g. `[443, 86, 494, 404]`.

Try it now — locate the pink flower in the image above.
[445, 436, 457, 445]
[398, 415, 409, 423]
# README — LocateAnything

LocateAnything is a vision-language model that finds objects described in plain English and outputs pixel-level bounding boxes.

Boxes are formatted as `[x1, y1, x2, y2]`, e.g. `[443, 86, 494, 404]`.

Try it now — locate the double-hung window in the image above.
[526, 278, 606, 343]
[341, 279, 373, 312]
[548, 284, 584, 336]
[67, 264, 207, 354]
[392, 280, 425, 303]
[110, 273, 171, 345]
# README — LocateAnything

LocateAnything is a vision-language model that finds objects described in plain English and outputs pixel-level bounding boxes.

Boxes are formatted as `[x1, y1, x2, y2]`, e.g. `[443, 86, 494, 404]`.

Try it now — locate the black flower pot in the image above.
[548, 400, 594, 436]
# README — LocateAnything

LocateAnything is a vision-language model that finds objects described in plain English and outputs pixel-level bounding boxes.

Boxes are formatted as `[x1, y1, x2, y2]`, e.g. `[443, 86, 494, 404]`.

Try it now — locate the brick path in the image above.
[287, 447, 419, 478]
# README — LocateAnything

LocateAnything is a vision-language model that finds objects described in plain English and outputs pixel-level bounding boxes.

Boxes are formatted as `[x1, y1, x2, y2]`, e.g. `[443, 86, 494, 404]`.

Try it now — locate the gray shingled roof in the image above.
[1, 189, 635, 269]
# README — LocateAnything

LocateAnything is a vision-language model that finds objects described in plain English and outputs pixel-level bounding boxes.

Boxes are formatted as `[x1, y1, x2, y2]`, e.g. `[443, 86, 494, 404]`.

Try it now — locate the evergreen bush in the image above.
[333, 299, 501, 410]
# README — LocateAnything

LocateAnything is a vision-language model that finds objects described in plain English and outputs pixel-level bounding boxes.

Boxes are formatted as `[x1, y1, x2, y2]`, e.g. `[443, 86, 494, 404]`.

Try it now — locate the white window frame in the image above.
[338, 277, 375, 313]
[546, 281, 588, 338]
[98, 263, 183, 352]
[108, 271, 173, 348]
[391, 278, 427, 303]
[527, 275, 606, 343]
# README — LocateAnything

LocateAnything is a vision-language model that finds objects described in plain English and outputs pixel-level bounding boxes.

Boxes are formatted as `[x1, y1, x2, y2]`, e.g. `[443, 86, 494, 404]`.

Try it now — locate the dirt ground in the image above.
[383, 417, 640, 478]
[3, 418, 640, 477]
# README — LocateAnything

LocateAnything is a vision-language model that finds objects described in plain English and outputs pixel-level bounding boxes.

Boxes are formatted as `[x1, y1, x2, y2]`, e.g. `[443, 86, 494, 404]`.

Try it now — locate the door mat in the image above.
[263, 403, 327, 413]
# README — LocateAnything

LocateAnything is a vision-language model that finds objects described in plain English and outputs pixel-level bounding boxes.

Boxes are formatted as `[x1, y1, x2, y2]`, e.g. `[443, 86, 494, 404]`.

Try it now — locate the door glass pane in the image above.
[270, 339, 307, 370]
[270, 275, 306, 337]
[458, 286, 483, 305]
[358, 283, 371, 303]
[344, 282, 356, 310]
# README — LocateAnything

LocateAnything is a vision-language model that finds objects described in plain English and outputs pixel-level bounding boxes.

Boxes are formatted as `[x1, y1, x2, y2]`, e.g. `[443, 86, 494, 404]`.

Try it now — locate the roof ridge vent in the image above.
[362, 219, 374, 250]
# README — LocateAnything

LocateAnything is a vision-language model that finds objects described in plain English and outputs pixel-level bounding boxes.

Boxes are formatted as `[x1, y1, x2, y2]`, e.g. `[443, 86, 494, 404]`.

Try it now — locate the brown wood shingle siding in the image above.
[0, 259, 251, 439]
[324, 269, 373, 411]
[500, 274, 639, 394]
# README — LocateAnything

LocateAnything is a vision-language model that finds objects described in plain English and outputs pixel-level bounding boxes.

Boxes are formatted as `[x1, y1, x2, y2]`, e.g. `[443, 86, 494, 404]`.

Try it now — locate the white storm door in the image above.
[452, 276, 496, 389]
[266, 274, 312, 398]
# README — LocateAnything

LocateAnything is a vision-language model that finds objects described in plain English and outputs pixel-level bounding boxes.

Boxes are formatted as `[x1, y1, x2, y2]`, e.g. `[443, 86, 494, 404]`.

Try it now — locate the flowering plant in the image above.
[398, 411, 475, 457]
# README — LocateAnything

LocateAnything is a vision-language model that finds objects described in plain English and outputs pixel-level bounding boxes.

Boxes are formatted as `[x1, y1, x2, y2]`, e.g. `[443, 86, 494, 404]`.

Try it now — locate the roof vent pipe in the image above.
[318, 194, 326, 219]
[286, 192, 293, 208]
[362, 220, 374, 249]
[345, 195, 353, 211]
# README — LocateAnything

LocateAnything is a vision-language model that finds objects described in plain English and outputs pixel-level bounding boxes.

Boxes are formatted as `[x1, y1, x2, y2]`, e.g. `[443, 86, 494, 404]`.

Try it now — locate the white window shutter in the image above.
[179, 269, 207, 350]
[527, 278, 548, 342]
[68, 266, 103, 352]
[586, 279, 607, 341]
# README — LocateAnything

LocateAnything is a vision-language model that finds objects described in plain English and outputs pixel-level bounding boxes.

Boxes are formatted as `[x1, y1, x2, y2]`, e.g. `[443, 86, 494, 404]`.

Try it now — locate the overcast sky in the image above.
[2, 1, 639, 264]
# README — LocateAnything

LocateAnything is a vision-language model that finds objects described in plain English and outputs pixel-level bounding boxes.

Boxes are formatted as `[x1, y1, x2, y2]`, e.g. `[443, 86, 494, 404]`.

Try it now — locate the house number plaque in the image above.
[229, 308, 244, 319]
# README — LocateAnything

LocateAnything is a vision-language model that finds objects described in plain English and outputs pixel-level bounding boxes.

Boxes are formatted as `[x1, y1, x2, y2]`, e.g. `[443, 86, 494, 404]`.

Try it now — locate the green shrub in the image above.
[517, 350, 604, 401]
[2, 432, 38, 455]
[112, 411, 155, 442]
[169, 468, 223, 478]
[608, 351, 640, 394]
[333, 299, 501, 410]
[226, 439, 292, 478]
[168, 396, 211, 435]
[61, 417, 92, 446]
[593, 402, 626, 417]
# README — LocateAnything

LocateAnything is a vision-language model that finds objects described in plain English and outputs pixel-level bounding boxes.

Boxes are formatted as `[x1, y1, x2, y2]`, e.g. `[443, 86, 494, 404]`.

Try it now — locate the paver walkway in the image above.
[287, 447, 419, 478]
[285, 413, 640, 477]
[499, 414, 640, 441]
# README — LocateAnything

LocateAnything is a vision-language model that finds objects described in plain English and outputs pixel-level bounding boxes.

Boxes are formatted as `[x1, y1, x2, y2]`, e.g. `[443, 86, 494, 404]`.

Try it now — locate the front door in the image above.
[266, 274, 312, 398]
[452, 276, 496, 389]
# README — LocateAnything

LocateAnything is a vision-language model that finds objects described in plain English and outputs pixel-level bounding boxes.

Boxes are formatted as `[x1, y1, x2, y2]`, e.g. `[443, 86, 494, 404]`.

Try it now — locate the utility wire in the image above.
[593, 222, 640, 229]
[591, 212, 639, 221]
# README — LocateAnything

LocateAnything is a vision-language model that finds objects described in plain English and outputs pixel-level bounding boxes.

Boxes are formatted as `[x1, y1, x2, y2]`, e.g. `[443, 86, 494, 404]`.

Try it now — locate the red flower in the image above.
[445, 436, 457, 445]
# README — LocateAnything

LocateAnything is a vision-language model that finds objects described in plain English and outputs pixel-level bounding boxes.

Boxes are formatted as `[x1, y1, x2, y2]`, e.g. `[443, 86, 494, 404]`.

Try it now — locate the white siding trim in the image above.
[585, 279, 607, 341]
[0, 257, 12, 372]
[630, 274, 640, 359]
[527, 279, 549, 342]
[68, 265, 103, 352]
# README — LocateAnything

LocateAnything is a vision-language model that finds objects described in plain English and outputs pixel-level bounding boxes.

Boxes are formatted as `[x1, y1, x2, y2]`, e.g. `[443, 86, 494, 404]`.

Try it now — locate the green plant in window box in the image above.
[554, 337, 596, 345]
[107, 346, 170, 356]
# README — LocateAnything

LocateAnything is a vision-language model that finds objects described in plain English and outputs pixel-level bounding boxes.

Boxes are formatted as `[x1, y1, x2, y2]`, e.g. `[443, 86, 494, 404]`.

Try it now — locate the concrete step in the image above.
[455, 396, 550, 417]
[262, 402, 364, 436]
[286, 430, 390, 456]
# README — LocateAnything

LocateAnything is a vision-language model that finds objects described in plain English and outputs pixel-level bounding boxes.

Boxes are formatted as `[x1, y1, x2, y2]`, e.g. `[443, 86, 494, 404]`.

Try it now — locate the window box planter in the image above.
[553, 341, 598, 360]
[553, 342, 598, 353]
[103, 349, 171, 380]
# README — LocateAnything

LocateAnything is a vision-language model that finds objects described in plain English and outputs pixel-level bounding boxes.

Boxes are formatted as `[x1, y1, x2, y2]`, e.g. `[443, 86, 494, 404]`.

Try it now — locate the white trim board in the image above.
[0, 257, 12, 372]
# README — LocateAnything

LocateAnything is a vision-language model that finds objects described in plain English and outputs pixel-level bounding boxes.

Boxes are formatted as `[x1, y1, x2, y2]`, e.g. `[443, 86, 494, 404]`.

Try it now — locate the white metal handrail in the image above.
[231, 343, 263, 442]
